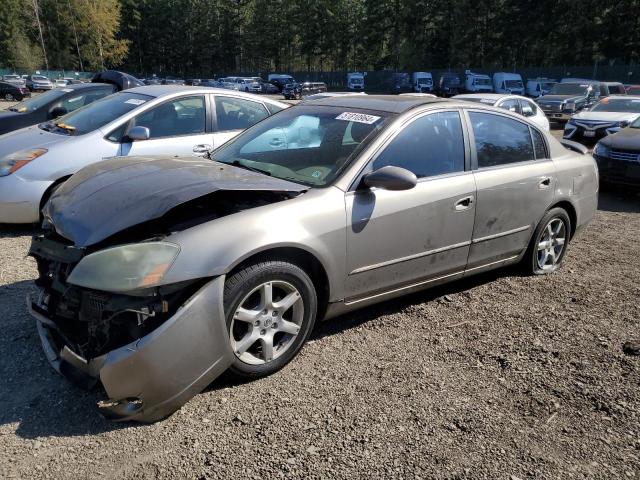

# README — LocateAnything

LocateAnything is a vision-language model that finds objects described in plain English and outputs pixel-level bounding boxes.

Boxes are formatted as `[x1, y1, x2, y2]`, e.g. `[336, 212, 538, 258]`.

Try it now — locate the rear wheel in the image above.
[223, 260, 317, 379]
[525, 208, 571, 275]
[4, 93, 14, 101]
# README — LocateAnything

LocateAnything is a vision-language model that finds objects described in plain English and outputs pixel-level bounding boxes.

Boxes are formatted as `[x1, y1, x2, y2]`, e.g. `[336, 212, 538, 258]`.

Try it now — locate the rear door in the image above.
[212, 95, 271, 149]
[120, 94, 212, 156]
[465, 110, 555, 271]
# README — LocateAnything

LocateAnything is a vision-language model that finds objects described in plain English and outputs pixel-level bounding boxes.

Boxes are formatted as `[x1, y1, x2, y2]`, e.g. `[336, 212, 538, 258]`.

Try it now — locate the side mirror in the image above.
[49, 107, 67, 119]
[126, 126, 150, 142]
[362, 166, 417, 191]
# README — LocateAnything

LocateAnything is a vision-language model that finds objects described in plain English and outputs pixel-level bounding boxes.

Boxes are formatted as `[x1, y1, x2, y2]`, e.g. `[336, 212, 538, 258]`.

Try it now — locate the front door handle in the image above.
[538, 177, 552, 189]
[454, 196, 474, 211]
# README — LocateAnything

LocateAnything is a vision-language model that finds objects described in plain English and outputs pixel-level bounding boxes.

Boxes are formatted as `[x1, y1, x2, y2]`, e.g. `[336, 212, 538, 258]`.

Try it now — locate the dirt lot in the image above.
[0, 189, 638, 480]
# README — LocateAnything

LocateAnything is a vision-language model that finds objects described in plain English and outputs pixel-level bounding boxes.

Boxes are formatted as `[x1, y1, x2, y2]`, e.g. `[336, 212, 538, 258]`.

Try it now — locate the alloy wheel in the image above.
[536, 218, 566, 270]
[5, 93, 14, 101]
[230, 280, 304, 365]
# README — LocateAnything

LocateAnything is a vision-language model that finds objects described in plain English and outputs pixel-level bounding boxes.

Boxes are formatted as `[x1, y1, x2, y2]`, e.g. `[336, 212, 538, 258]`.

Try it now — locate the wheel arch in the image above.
[227, 246, 331, 320]
[548, 199, 577, 238]
[39, 175, 72, 213]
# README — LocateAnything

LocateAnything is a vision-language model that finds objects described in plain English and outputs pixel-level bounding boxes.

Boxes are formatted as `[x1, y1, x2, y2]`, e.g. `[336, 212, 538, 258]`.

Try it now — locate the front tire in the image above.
[525, 208, 571, 275]
[4, 93, 14, 101]
[223, 260, 317, 379]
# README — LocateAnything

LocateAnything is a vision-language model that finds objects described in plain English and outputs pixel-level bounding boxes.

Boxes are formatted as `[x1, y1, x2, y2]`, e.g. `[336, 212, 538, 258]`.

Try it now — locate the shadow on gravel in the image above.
[598, 189, 640, 213]
[0, 279, 138, 439]
[0, 223, 41, 239]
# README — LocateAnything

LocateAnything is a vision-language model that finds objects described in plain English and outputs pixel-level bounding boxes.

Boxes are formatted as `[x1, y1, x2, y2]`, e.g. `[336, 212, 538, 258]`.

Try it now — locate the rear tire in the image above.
[223, 260, 317, 380]
[524, 208, 571, 275]
[4, 93, 14, 101]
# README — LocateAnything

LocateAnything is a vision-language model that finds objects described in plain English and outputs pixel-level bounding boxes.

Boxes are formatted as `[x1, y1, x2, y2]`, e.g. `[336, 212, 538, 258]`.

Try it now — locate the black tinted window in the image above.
[215, 96, 269, 131]
[372, 111, 465, 178]
[531, 128, 547, 160]
[469, 112, 534, 167]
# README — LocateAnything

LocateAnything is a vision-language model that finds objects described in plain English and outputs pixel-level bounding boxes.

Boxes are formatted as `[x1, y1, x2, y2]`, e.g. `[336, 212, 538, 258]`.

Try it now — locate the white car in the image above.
[0, 86, 288, 223]
[564, 96, 640, 144]
[453, 93, 550, 131]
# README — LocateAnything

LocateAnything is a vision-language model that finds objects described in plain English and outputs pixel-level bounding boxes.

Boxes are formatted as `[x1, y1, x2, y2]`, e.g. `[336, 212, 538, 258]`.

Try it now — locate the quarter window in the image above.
[498, 99, 521, 114]
[215, 96, 269, 131]
[531, 128, 548, 160]
[519, 99, 537, 117]
[372, 111, 465, 178]
[469, 112, 535, 167]
[132, 96, 206, 139]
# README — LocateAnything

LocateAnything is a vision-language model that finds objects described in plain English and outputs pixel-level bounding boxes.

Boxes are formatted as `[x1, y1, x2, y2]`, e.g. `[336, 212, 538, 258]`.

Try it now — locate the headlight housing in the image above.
[593, 142, 610, 158]
[563, 102, 576, 111]
[67, 242, 180, 293]
[0, 148, 47, 177]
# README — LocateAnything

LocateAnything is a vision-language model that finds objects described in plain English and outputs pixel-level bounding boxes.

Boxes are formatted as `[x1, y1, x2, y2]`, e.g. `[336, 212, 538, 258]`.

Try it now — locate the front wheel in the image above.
[4, 93, 14, 101]
[525, 208, 571, 275]
[223, 260, 317, 379]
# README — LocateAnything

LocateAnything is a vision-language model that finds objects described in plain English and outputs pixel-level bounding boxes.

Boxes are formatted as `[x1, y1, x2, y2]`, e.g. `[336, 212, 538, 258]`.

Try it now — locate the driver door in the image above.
[120, 95, 213, 157]
[344, 110, 476, 302]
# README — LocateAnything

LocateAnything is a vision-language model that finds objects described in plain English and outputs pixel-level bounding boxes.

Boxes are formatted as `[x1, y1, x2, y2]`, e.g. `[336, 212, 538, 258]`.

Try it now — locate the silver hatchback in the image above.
[29, 95, 598, 422]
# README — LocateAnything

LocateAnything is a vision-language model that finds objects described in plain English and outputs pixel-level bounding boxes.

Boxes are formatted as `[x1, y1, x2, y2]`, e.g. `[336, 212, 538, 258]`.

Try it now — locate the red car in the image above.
[625, 85, 640, 95]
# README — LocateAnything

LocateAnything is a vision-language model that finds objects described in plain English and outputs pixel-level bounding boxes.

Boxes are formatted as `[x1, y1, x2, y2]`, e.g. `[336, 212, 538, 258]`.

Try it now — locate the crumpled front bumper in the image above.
[28, 276, 234, 423]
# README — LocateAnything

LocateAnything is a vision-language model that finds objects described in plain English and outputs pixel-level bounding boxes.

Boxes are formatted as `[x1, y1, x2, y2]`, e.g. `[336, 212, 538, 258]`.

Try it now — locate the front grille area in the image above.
[610, 149, 640, 163]
[540, 103, 561, 112]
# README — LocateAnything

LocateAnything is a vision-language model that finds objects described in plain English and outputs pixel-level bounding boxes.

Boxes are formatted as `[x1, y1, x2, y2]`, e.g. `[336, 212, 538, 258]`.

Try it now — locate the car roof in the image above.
[306, 94, 449, 113]
[454, 93, 508, 100]
[125, 84, 288, 106]
[603, 95, 640, 100]
[58, 82, 114, 90]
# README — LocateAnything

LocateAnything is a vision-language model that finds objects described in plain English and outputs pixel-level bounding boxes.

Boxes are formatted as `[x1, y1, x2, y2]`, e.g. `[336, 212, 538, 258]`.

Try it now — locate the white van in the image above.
[492, 72, 524, 95]
[411, 72, 433, 93]
[526, 77, 556, 98]
[347, 72, 365, 91]
[464, 70, 493, 93]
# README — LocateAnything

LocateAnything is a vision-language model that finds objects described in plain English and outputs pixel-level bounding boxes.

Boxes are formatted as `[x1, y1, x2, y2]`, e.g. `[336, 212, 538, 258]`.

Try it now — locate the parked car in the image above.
[268, 74, 296, 92]
[235, 77, 263, 94]
[453, 93, 550, 131]
[437, 72, 462, 97]
[592, 117, 640, 186]
[0, 83, 117, 136]
[185, 79, 202, 86]
[54, 79, 69, 88]
[626, 85, 640, 95]
[162, 76, 185, 85]
[389, 72, 412, 94]
[63, 77, 84, 85]
[526, 78, 556, 98]
[282, 81, 302, 100]
[411, 72, 433, 93]
[27, 95, 597, 422]
[2, 74, 25, 87]
[26, 75, 54, 91]
[536, 81, 603, 123]
[464, 70, 493, 93]
[0, 86, 288, 223]
[492, 72, 525, 95]
[564, 96, 640, 145]
[260, 81, 279, 94]
[0, 81, 30, 102]
[347, 72, 365, 91]
[144, 77, 162, 85]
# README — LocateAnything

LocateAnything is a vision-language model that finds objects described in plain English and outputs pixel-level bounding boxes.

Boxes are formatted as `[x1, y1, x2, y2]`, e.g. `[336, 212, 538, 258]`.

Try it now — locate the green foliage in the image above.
[0, 0, 638, 74]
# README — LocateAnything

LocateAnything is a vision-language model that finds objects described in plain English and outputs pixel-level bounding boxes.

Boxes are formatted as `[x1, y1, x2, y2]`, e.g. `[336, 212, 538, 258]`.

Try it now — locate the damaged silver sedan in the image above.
[28, 96, 599, 422]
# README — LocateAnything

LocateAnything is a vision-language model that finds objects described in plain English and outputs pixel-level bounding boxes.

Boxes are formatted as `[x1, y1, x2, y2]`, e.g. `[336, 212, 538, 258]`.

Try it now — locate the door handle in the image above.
[193, 144, 213, 154]
[538, 177, 552, 189]
[454, 196, 474, 211]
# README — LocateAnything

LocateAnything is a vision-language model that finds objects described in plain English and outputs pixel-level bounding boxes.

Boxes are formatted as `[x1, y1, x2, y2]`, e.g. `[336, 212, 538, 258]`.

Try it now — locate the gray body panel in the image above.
[29, 98, 598, 422]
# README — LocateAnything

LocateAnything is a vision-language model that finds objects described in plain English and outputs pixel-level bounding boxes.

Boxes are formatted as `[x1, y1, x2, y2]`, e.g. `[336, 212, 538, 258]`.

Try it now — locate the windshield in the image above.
[350, 78, 363, 84]
[631, 117, 640, 128]
[473, 78, 491, 86]
[39, 92, 152, 136]
[32, 76, 48, 81]
[591, 98, 640, 113]
[549, 83, 589, 95]
[417, 78, 432, 85]
[505, 80, 523, 88]
[212, 105, 392, 187]
[7, 89, 68, 112]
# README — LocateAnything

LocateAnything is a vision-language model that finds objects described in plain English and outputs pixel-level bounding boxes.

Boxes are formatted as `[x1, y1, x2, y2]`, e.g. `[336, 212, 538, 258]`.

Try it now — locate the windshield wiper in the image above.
[230, 160, 272, 176]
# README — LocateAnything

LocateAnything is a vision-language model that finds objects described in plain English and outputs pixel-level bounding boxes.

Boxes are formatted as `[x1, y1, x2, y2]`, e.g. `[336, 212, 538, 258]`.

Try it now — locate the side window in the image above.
[132, 96, 205, 139]
[520, 99, 536, 117]
[58, 87, 114, 113]
[469, 112, 535, 168]
[371, 111, 465, 178]
[498, 99, 521, 114]
[215, 96, 269, 131]
[531, 128, 548, 160]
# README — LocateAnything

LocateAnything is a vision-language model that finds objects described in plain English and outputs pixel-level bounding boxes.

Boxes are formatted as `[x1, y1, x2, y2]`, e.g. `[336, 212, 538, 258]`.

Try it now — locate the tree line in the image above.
[1, 0, 639, 76]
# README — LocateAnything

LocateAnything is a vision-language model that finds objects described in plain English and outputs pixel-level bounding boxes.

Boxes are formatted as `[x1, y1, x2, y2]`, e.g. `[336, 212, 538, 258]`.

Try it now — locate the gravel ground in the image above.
[1, 189, 639, 480]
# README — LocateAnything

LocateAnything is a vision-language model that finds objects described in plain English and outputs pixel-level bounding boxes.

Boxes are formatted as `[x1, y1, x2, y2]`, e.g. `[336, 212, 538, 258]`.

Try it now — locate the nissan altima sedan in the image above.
[0, 86, 288, 223]
[28, 95, 598, 422]
[453, 93, 550, 131]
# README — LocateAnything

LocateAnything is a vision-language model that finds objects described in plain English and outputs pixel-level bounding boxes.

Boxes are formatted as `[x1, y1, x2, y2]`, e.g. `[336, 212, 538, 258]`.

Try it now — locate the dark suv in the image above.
[437, 72, 461, 97]
[283, 81, 327, 100]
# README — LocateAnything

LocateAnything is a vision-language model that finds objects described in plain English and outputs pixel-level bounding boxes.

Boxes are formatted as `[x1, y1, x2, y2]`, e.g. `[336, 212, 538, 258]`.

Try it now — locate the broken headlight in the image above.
[67, 242, 180, 293]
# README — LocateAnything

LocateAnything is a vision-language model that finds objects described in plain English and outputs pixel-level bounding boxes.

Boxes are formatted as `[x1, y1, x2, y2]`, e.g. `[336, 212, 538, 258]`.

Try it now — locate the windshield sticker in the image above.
[67, 96, 82, 103]
[336, 112, 380, 124]
[61, 88, 74, 93]
[125, 98, 146, 106]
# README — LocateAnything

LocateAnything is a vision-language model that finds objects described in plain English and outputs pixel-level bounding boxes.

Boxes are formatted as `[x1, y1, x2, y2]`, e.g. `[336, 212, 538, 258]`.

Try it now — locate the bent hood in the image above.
[44, 155, 307, 247]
